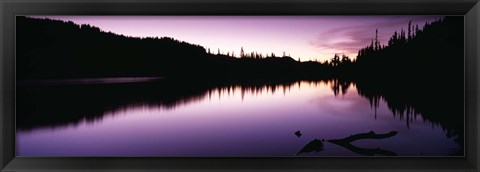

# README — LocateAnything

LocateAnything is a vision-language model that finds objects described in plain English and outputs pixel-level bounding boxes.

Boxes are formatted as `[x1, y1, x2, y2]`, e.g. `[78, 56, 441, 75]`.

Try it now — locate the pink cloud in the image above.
[309, 16, 441, 59]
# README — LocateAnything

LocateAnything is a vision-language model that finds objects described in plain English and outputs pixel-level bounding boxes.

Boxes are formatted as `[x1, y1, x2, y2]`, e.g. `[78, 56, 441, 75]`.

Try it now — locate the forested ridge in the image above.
[17, 16, 463, 82]
[17, 16, 330, 80]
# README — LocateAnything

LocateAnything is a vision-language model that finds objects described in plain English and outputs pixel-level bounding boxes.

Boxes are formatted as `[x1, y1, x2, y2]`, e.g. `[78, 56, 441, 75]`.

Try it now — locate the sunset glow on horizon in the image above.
[33, 16, 442, 62]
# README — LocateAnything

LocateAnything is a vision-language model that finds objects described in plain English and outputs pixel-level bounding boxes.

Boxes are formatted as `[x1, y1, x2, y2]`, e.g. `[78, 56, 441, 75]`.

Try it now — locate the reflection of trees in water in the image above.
[330, 79, 351, 97]
[17, 79, 463, 155]
[17, 79, 460, 133]
[322, 78, 462, 155]
[331, 79, 461, 134]
[352, 78, 463, 155]
[17, 79, 323, 130]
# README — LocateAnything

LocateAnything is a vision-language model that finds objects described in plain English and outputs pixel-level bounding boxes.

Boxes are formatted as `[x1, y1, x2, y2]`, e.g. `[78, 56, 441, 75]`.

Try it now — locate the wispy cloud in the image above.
[309, 16, 441, 59]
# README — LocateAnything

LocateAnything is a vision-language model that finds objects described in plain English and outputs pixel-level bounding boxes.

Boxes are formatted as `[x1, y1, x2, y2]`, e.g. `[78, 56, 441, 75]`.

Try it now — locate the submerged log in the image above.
[296, 139, 324, 156]
[327, 131, 398, 156]
[328, 131, 398, 143]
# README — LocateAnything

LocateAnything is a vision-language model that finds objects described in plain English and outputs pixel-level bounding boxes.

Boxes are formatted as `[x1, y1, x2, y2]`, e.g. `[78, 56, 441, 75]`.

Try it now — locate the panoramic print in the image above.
[16, 16, 464, 156]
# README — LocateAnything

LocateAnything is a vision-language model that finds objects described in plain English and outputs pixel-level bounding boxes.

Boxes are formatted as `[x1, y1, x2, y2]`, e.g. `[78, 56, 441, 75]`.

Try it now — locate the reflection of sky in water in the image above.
[16, 81, 459, 156]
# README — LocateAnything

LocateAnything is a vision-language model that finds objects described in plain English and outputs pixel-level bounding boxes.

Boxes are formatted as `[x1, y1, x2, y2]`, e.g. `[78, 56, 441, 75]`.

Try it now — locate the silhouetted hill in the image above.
[17, 16, 208, 79]
[16, 16, 330, 80]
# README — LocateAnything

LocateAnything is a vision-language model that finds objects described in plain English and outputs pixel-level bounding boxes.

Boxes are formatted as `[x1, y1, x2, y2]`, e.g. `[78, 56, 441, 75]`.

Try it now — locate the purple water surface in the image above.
[16, 80, 460, 156]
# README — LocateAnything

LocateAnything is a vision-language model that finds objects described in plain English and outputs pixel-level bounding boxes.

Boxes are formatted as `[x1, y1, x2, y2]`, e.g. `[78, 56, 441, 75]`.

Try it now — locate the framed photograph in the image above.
[1, 0, 479, 171]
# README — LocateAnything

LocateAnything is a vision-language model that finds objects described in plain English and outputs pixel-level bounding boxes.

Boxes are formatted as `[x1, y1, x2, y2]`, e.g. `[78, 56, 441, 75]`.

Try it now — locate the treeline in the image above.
[16, 16, 332, 80]
[353, 16, 464, 81]
[321, 16, 464, 81]
[346, 16, 464, 155]
[207, 47, 291, 59]
[349, 16, 464, 120]
[16, 16, 463, 82]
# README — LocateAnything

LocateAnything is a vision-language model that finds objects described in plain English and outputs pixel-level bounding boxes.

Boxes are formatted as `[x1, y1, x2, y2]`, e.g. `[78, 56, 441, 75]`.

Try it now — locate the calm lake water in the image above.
[16, 79, 462, 156]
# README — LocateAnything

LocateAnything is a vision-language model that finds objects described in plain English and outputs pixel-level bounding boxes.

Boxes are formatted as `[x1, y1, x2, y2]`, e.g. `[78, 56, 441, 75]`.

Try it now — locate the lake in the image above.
[16, 78, 463, 156]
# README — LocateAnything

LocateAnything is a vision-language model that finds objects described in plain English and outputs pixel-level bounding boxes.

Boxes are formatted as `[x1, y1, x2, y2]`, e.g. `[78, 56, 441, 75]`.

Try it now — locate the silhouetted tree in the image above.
[375, 29, 380, 51]
[240, 47, 245, 58]
[341, 55, 351, 64]
[331, 54, 341, 67]
[408, 20, 412, 41]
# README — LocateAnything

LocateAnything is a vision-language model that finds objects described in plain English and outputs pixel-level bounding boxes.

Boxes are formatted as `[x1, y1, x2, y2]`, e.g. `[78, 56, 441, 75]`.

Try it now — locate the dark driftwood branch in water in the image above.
[329, 140, 397, 156]
[328, 131, 398, 143]
[295, 139, 324, 156]
[295, 131, 398, 156]
[327, 131, 398, 156]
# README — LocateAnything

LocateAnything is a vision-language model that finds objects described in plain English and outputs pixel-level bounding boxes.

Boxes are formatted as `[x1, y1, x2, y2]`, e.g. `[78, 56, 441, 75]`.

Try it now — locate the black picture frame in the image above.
[1, 0, 479, 171]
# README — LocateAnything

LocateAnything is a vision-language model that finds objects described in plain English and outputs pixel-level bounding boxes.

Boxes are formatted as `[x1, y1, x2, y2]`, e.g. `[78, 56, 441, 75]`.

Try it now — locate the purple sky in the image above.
[34, 16, 441, 61]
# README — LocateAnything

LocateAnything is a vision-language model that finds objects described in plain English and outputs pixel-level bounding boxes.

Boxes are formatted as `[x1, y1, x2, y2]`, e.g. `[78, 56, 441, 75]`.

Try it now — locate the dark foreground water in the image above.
[16, 78, 463, 156]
